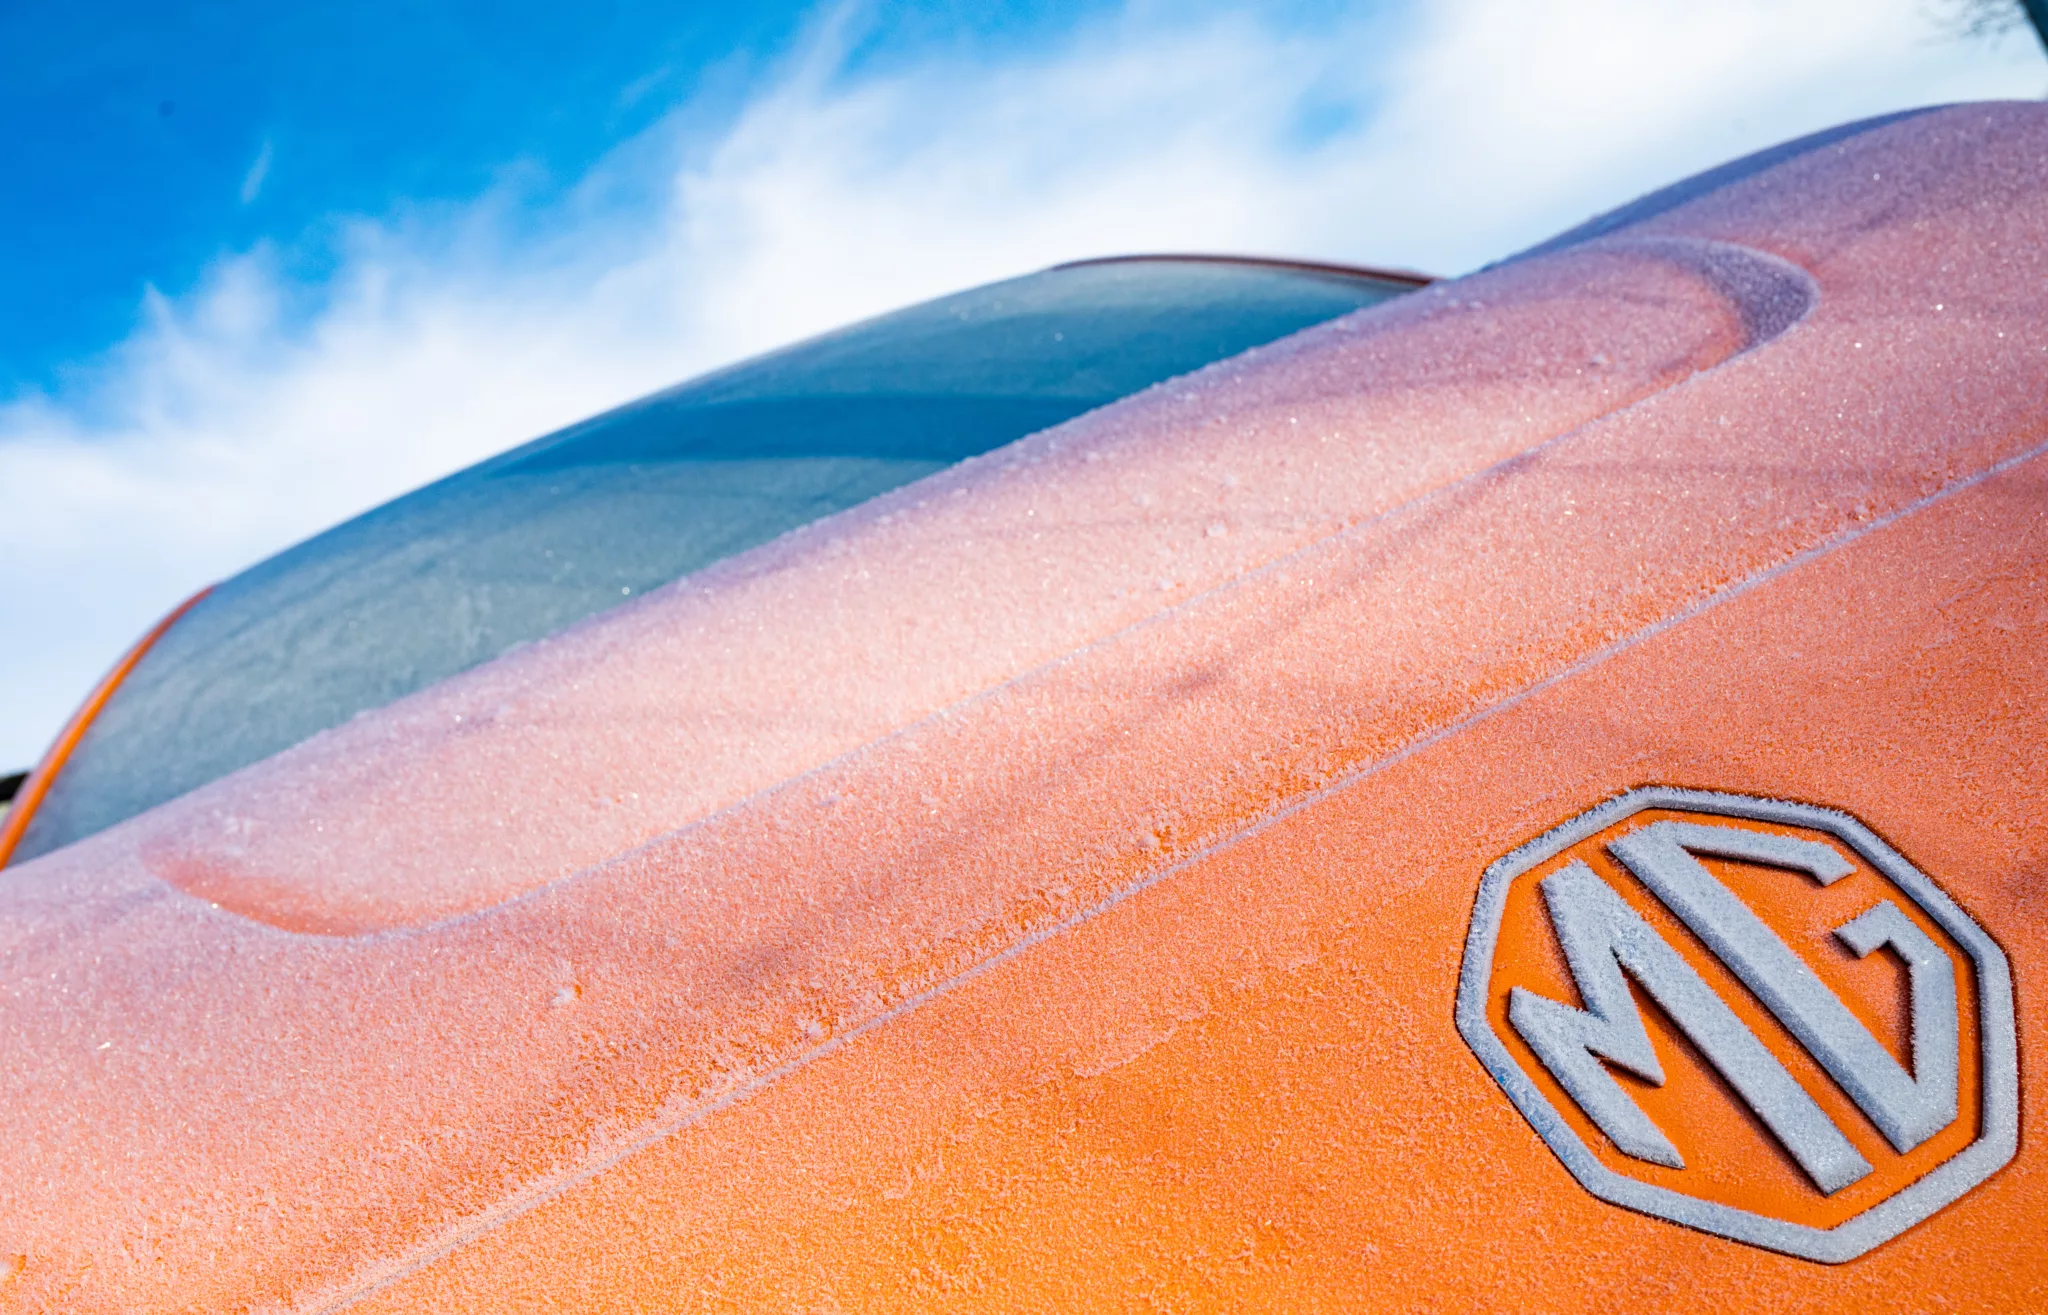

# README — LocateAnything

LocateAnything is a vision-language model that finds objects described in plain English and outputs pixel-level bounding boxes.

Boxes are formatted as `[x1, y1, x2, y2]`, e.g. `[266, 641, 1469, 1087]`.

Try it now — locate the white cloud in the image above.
[239, 140, 273, 205]
[0, 0, 2040, 767]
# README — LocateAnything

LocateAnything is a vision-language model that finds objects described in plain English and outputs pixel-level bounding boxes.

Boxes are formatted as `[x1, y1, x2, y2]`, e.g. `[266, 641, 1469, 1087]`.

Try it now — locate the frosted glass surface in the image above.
[17, 258, 1411, 861]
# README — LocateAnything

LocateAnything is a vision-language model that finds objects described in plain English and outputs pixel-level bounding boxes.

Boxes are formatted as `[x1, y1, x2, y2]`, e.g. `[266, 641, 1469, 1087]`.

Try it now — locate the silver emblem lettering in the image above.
[1511, 822, 1962, 1195]
[1609, 823, 1959, 1151]
[1458, 788, 2019, 1263]
[1509, 861, 1873, 1193]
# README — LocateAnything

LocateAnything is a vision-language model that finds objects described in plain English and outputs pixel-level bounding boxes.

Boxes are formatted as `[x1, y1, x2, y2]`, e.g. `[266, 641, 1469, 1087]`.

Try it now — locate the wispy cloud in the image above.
[238, 140, 274, 205]
[0, 0, 2039, 766]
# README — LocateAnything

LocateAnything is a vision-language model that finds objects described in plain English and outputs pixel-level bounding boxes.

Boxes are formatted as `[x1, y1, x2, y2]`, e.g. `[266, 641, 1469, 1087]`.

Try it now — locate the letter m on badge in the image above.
[1456, 788, 2017, 1262]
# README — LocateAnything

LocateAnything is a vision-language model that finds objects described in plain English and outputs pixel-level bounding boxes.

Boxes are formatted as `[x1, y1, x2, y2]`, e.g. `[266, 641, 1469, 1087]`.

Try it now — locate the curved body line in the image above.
[302, 322, 2048, 1315]
[307, 236, 1816, 947]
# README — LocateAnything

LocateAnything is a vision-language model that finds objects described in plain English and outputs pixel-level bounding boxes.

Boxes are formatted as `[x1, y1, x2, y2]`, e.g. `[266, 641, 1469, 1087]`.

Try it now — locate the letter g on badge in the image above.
[1455, 788, 2018, 1262]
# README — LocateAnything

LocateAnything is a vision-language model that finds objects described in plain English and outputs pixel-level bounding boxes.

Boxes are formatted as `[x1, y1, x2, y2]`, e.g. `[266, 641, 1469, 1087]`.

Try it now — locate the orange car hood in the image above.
[5, 102, 2048, 1311]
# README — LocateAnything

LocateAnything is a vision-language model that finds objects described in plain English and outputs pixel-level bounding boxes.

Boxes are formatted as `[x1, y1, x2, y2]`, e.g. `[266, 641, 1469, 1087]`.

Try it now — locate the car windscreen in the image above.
[12, 257, 1418, 865]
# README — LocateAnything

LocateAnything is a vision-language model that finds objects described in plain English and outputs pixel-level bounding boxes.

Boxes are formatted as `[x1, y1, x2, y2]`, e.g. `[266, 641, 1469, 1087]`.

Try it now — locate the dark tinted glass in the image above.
[15, 258, 1415, 863]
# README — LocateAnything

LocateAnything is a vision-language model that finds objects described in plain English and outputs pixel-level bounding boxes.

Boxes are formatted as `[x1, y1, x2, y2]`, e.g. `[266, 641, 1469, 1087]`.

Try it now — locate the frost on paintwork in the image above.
[0, 103, 2044, 1312]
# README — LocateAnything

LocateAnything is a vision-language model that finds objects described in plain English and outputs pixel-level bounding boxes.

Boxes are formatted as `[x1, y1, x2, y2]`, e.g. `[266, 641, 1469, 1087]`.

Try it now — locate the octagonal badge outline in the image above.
[1454, 786, 2018, 1263]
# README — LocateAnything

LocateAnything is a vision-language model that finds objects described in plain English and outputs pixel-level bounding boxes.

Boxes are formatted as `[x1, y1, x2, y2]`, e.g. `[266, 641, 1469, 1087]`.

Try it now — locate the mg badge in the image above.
[1456, 787, 2017, 1261]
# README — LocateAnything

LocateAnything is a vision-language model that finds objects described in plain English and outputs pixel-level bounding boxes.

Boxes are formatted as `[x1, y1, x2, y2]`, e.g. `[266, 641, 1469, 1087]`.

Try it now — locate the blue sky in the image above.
[2, 0, 1143, 393]
[2, 0, 2043, 768]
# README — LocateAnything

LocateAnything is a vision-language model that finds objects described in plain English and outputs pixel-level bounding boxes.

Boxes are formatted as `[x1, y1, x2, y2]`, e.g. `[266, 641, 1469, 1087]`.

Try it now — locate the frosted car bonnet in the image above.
[2, 103, 2046, 1313]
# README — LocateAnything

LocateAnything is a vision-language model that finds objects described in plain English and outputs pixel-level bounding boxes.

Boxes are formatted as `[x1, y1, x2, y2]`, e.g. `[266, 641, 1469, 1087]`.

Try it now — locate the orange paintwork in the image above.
[1, 103, 2047, 1311]
[1485, 809, 1983, 1230]
[0, 588, 208, 870]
